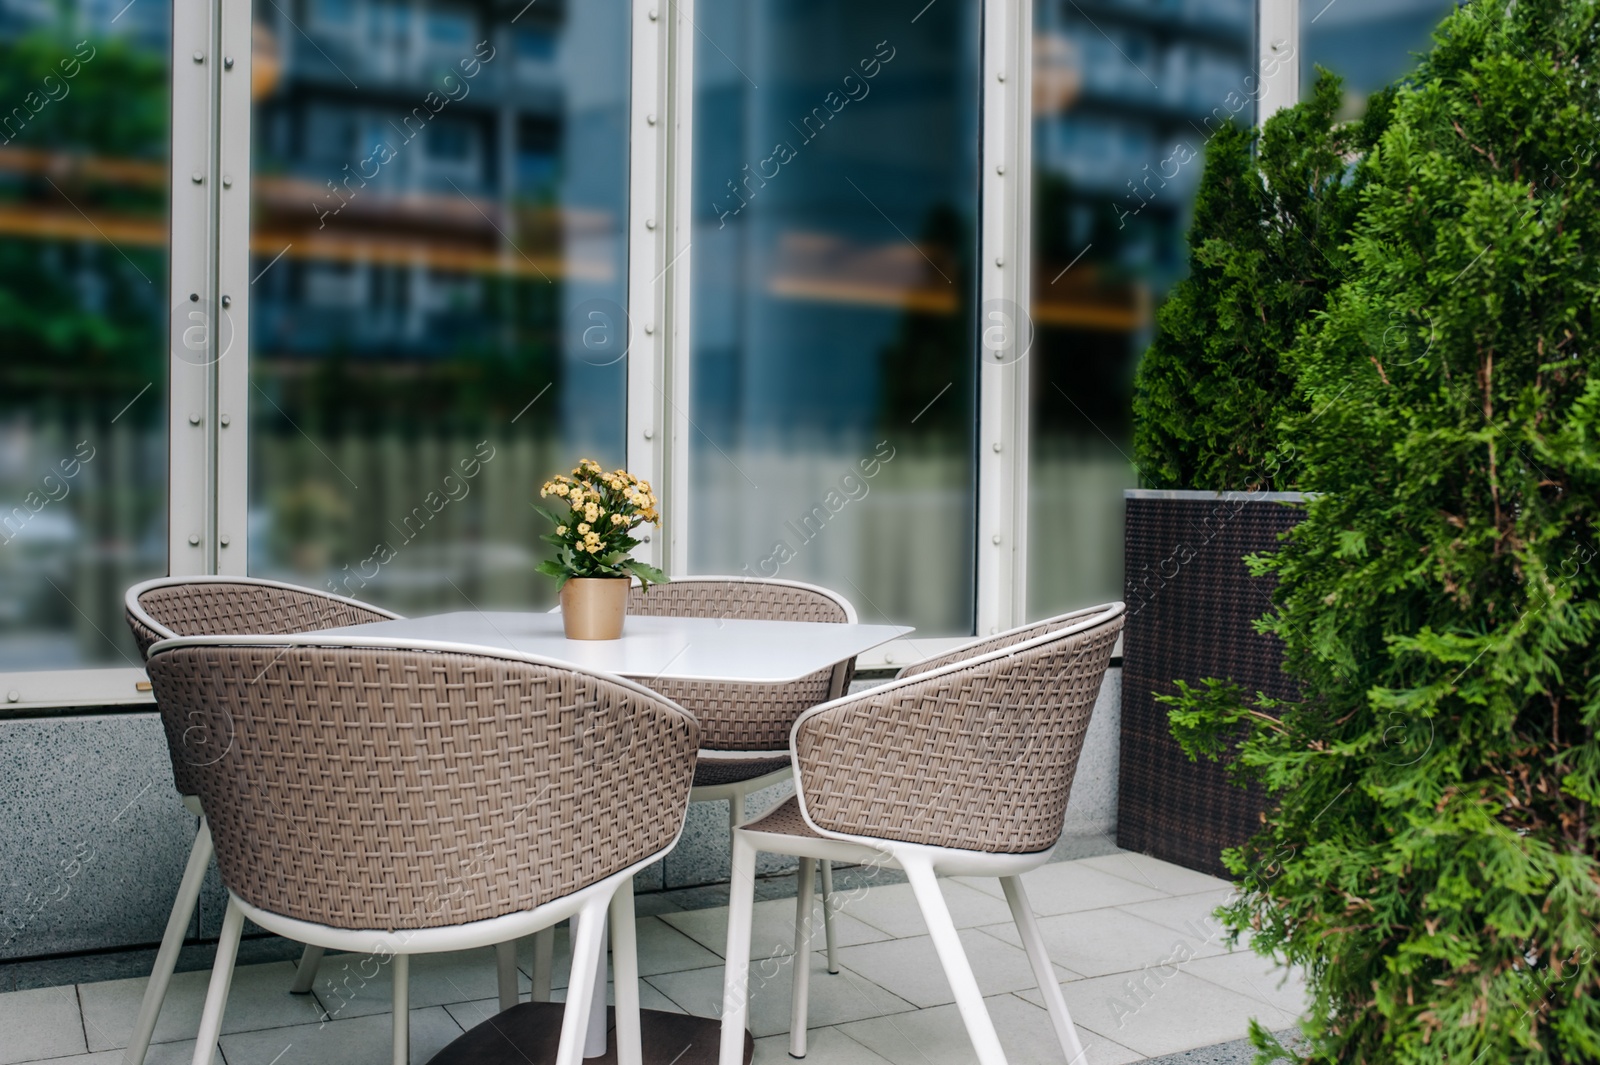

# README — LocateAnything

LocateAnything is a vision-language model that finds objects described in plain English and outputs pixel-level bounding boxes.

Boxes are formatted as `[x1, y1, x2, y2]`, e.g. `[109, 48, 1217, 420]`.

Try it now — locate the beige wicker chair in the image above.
[144, 634, 699, 1065]
[122, 576, 400, 1065]
[718, 603, 1126, 1065]
[627, 576, 855, 971]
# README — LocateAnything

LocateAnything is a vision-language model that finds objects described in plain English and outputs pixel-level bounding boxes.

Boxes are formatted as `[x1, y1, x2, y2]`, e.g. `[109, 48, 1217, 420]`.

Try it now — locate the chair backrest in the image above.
[894, 603, 1117, 680]
[792, 602, 1125, 854]
[144, 637, 699, 931]
[126, 576, 401, 659]
[626, 576, 857, 751]
[126, 576, 402, 799]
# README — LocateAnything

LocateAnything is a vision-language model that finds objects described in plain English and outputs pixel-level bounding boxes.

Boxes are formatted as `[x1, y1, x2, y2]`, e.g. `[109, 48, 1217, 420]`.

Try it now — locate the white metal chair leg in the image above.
[819, 861, 839, 974]
[611, 878, 643, 1065]
[555, 898, 609, 1065]
[718, 834, 759, 1065]
[128, 817, 213, 1065]
[189, 895, 244, 1065]
[905, 859, 1008, 1065]
[289, 944, 325, 995]
[530, 926, 555, 1000]
[790, 857, 817, 1058]
[1002, 876, 1087, 1064]
[495, 940, 520, 1013]
[391, 952, 410, 1065]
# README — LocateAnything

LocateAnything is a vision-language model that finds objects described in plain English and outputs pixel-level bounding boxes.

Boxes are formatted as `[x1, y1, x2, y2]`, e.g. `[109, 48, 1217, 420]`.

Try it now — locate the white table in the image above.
[320, 609, 911, 1062]
[317, 610, 912, 683]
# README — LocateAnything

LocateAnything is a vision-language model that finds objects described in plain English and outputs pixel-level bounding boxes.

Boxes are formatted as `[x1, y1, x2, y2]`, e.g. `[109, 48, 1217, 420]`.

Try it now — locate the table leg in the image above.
[584, 916, 609, 1058]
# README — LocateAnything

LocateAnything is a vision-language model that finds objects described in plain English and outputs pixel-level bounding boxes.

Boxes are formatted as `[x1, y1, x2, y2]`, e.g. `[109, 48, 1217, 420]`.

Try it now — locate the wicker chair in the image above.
[122, 576, 401, 1065]
[628, 577, 855, 969]
[717, 603, 1126, 1065]
[144, 635, 699, 1065]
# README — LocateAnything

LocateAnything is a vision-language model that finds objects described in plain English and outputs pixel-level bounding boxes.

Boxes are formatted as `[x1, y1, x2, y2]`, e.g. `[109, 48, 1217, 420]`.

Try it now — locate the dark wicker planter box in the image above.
[1118, 489, 1305, 877]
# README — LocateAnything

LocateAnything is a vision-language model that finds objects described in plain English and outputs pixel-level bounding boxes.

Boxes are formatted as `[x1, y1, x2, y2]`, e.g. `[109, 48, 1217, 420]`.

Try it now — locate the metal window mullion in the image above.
[1257, 0, 1299, 121]
[976, 0, 1032, 635]
[215, 0, 253, 576]
[625, 0, 692, 576]
[168, 0, 218, 575]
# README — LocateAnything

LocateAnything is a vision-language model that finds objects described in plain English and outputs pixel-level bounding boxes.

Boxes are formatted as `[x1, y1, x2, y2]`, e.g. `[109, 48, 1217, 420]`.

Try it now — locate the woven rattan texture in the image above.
[743, 795, 820, 840]
[145, 646, 698, 930]
[128, 582, 396, 798]
[1119, 497, 1301, 877]
[128, 583, 394, 658]
[693, 755, 793, 788]
[895, 605, 1115, 680]
[793, 612, 1122, 853]
[627, 580, 853, 751]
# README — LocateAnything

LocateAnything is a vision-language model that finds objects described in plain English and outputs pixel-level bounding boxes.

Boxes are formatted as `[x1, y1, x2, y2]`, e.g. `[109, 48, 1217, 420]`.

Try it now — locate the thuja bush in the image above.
[1169, 1, 1600, 1061]
[1132, 73, 1388, 490]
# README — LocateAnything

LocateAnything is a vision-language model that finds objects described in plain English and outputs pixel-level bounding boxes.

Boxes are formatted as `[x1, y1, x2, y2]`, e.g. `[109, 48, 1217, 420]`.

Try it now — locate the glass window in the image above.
[1026, 0, 1255, 618]
[1301, 0, 1456, 117]
[0, 9, 170, 669]
[686, 0, 982, 636]
[248, 0, 630, 615]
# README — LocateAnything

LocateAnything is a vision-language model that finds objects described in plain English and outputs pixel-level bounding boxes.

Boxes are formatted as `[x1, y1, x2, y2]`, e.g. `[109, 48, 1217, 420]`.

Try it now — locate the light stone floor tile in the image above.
[541, 979, 686, 1013]
[659, 897, 891, 961]
[1184, 949, 1309, 1017]
[752, 1025, 896, 1065]
[837, 991, 1143, 1065]
[76, 960, 327, 1051]
[1020, 969, 1298, 1058]
[216, 1004, 464, 1065]
[646, 954, 916, 1040]
[831, 928, 1078, 1009]
[978, 907, 1209, 979]
[956, 860, 1169, 916]
[34, 853, 1313, 1065]
[1114, 890, 1241, 945]
[20, 1042, 214, 1065]
[839, 880, 1016, 938]
[0, 984, 89, 1064]
[310, 947, 532, 1022]
[1078, 853, 1235, 897]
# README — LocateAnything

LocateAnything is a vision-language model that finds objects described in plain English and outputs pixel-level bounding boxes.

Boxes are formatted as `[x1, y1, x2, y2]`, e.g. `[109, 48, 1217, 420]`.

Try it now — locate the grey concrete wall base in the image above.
[0, 712, 195, 960]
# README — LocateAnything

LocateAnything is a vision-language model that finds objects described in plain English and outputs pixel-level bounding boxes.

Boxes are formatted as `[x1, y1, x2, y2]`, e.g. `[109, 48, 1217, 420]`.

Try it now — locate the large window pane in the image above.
[1027, 0, 1255, 618]
[248, 0, 629, 613]
[1302, 0, 1456, 117]
[689, 0, 981, 635]
[0, 4, 169, 668]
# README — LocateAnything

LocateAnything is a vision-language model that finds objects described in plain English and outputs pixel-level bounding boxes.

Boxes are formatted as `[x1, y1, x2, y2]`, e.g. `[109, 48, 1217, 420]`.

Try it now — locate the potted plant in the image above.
[1169, 2, 1600, 1059]
[535, 459, 667, 640]
[1119, 73, 1389, 874]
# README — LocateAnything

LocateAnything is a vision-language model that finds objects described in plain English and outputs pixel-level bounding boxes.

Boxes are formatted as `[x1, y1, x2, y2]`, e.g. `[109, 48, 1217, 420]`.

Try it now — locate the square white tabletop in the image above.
[314, 611, 913, 683]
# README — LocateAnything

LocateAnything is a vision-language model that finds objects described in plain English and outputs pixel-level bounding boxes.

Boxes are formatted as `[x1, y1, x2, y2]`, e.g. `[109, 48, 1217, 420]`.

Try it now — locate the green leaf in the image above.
[624, 560, 669, 587]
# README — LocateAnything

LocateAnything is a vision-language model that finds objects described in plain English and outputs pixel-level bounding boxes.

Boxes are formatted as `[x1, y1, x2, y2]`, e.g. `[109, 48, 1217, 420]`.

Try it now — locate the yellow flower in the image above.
[577, 523, 590, 535]
[556, 525, 567, 535]
[584, 504, 600, 522]
[553, 483, 569, 497]
[611, 513, 625, 525]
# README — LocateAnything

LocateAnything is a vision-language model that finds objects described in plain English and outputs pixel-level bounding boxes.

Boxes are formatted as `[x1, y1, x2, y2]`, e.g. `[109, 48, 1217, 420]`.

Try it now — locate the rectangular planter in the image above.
[1118, 489, 1305, 877]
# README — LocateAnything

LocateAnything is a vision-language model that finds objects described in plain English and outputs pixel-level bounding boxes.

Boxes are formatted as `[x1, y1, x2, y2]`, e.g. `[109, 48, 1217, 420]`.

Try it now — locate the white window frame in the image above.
[0, 0, 1298, 705]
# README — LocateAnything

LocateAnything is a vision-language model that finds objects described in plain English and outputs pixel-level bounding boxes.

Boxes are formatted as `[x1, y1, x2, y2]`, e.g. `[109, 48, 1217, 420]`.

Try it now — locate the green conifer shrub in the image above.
[1131, 73, 1387, 490]
[1168, 1, 1600, 1060]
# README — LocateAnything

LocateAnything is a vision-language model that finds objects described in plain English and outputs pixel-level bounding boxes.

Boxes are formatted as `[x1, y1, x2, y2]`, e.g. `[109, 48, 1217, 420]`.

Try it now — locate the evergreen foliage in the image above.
[1168, 1, 1600, 1060]
[1132, 73, 1385, 490]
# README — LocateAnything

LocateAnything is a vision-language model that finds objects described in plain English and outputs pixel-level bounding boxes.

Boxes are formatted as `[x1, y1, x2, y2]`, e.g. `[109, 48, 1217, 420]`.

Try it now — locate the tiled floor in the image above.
[0, 851, 1304, 1065]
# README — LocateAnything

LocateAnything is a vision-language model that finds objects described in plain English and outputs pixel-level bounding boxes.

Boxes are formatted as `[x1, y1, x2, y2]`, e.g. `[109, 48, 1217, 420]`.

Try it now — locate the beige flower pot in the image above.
[559, 577, 629, 640]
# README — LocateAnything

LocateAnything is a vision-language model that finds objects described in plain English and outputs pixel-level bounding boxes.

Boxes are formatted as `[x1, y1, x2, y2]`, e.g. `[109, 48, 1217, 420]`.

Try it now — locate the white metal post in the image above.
[1257, 0, 1301, 121]
[627, 0, 694, 578]
[168, 0, 219, 576]
[216, 0, 253, 576]
[976, 0, 1034, 634]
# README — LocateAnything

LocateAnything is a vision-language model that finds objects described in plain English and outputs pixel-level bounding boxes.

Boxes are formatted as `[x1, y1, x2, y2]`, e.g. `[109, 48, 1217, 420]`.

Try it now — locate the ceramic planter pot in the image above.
[559, 577, 629, 640]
